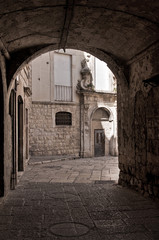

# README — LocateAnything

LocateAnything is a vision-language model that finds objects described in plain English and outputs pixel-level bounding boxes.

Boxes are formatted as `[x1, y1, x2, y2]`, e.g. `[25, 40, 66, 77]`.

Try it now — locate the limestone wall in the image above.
[118, 44, 159, 198]
[29, 92, 118, 158]
[29, 103, 80, 157]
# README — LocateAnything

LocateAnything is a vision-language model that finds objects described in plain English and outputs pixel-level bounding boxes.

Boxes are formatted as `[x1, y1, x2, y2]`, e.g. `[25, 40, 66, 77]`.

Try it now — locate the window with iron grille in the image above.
[55, 112, 72, 125]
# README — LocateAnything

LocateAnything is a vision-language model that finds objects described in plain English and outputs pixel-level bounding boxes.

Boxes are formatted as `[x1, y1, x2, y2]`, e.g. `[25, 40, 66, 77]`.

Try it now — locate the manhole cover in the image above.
[50, 222, 90, 237]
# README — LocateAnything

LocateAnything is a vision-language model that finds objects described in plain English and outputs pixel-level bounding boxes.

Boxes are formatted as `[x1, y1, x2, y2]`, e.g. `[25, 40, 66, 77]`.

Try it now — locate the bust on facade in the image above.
[77, 59, 94, 91]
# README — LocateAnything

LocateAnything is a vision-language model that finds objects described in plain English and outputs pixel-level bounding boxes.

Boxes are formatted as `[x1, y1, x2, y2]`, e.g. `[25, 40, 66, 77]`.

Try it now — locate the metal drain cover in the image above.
[49, 222, 90, 237]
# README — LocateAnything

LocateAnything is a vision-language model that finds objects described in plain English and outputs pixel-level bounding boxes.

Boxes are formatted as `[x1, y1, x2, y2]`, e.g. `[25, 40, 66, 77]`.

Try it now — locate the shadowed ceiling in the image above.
[0, 0, 158, 82]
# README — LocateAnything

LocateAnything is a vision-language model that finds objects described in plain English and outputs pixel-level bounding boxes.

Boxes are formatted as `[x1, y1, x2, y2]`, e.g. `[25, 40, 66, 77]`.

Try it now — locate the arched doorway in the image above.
[18, 96, 24, 172]
[9, 90, 17, 189]
[92, 107, 115, 157]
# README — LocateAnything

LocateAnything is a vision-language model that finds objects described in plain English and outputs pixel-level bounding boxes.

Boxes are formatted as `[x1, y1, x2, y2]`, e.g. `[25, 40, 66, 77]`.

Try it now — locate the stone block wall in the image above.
[29, 92, 118, 158]
[29, 103, 80, 157]
[118, 44, 159, 198]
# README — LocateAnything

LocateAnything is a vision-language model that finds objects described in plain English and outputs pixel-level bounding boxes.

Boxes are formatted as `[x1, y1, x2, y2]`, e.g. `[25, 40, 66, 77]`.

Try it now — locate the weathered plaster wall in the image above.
[118, 45, 159, 198]
[31, 50, 86, 103]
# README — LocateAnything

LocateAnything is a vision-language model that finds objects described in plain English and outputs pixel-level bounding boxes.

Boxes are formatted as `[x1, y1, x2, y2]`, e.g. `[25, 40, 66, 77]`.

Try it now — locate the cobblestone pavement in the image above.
[0, 156, 159, 240]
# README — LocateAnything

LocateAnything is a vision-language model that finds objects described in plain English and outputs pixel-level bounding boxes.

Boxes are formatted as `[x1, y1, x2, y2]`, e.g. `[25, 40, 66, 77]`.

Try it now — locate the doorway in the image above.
[94, 129, 105, 157]
[9, 90, 17, 189]
[18, 96, 24, 171]
[25, 108, 29, 159]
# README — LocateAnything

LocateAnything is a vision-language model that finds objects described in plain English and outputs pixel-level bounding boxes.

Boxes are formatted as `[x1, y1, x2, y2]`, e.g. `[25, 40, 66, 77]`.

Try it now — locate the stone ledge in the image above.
[28, 156, 80, 166]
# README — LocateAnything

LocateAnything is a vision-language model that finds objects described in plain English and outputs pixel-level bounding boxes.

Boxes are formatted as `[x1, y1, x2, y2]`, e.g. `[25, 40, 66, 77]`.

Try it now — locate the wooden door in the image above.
[94, 129, 105, 157]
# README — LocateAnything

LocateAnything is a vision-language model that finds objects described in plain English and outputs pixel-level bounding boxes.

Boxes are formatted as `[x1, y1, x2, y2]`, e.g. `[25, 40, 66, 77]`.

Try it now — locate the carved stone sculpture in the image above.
[77, 59, 94, 91]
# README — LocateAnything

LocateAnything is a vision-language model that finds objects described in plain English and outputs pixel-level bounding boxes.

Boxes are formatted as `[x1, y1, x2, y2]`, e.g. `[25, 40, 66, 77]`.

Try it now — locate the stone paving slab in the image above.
[0, 156, 159, 239]
[25, 156, 119, 183]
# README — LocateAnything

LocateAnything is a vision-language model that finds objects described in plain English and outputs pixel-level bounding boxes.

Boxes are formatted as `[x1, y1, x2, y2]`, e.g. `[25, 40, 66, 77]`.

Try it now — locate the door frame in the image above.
[94, 129, 105, 157]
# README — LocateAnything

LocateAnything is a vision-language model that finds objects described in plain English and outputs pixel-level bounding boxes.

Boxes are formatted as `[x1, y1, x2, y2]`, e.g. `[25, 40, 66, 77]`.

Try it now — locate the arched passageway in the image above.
[0, 1, 158, 199]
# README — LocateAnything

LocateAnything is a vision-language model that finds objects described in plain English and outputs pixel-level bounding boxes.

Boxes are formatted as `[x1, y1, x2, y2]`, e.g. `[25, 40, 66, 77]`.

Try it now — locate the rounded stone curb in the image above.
[28, 156, 79, 166]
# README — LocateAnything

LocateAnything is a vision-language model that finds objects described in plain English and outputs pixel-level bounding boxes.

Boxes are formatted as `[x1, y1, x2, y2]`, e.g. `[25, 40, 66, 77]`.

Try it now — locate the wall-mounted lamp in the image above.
[143, 74, 159, 87]
[15, 77, 20, 91]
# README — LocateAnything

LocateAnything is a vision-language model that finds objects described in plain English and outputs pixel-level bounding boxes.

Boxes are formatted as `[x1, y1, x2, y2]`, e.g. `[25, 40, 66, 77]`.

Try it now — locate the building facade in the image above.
[8, 66, 31, 190]
[29, 50, 118, 158]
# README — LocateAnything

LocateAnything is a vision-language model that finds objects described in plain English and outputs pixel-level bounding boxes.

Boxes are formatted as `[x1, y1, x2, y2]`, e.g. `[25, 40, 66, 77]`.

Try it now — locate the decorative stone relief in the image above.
[77, 59, 94, 91]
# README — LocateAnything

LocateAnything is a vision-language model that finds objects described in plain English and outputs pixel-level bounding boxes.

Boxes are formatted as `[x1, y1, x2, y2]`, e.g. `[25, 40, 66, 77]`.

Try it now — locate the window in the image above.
[55, 112, 72, 125]
[92, 108, 109, 121]
[54, 53, 72, 102]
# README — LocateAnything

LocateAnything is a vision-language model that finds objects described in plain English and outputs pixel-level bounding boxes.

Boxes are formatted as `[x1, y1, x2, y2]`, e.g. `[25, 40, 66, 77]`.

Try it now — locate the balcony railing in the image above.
[54, 85, 72, 102]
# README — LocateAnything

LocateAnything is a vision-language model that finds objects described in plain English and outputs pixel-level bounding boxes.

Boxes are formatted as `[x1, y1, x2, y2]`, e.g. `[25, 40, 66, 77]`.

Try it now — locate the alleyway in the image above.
[0, 156, 159, 240]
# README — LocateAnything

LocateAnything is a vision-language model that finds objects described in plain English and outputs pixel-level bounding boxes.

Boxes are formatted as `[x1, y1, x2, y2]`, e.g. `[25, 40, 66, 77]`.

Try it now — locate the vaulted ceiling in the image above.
[0, 0, 159, 82]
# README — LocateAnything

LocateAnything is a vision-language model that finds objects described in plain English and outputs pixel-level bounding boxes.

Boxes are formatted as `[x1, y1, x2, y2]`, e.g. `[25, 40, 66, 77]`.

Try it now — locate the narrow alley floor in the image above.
[0, 156, 159, 240]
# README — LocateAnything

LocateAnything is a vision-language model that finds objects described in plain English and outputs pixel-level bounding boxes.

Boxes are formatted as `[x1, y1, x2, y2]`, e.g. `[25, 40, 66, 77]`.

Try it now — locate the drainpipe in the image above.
[79, 92, 84, 158]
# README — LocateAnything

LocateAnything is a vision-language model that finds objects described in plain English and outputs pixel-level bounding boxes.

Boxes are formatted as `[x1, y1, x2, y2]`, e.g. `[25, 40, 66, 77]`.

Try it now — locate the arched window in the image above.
[55, 112, 72, 125]
[92, 108, 109, 121]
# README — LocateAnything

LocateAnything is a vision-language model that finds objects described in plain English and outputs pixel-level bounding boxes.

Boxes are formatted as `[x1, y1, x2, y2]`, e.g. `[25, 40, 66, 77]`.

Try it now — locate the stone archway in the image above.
[0, 1, 158, 198]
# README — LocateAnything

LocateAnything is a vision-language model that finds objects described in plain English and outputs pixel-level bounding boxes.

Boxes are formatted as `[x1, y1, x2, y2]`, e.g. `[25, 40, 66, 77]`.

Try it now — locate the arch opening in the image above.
[0, 0, 159, 201]
[27, 49, 118, 160]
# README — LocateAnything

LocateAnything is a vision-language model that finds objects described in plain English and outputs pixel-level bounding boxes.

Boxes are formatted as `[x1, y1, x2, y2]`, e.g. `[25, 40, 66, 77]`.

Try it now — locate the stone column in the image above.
[83, 102, 90, 157]
[0, 52, 8, 196]
[79, 93, 84, 158]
